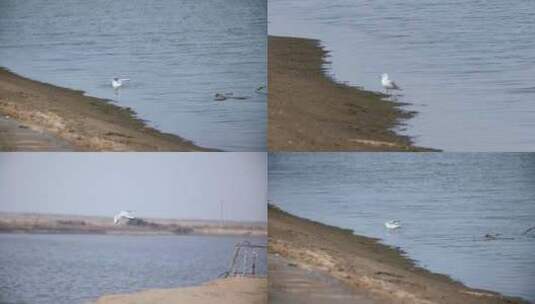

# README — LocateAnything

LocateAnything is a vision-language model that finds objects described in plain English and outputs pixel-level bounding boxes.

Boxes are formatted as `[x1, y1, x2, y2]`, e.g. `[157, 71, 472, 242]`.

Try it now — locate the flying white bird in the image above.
[385, 220, 401, 230]
[113, 210, 135, 224]
[381, 73, 401, 94]
[111, 77, 130, 89]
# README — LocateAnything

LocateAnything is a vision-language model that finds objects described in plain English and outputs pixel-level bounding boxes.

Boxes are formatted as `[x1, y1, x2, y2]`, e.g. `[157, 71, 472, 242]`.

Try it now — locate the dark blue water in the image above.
[268, 153, 535, 302]
[0, 0, 266, 151]
[269, 0, 535, 151]
[0, 234, 267, 304]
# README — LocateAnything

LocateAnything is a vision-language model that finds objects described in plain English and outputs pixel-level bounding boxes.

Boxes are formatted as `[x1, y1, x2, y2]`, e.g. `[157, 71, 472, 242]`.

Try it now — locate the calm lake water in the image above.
[269, 153, 535, 302]
[269, 0, 535, 151]
[0, 234, 267, 304]
[0, 0, 266, 151]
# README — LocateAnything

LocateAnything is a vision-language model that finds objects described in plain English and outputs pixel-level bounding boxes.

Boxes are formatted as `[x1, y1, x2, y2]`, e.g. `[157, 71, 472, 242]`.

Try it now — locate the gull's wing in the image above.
[118, 210, 135, 219]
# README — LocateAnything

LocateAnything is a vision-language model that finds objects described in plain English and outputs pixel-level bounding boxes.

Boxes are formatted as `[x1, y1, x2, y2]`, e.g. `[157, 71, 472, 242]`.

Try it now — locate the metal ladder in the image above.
[222, 241, 266, 278]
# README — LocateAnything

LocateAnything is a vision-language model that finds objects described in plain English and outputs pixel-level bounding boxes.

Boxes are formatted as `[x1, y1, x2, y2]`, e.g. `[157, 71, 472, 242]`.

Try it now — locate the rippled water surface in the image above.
[0, 234, 267, 304]
[269, 0, 535, 151]
[0, 0, 266, 151]
[269, 153, 535, 301]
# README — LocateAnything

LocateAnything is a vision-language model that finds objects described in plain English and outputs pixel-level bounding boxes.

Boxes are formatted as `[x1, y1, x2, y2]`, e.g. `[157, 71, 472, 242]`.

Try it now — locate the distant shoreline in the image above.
[0, 212, 266, 237]
[268, 35, 435, 151]
[268, 205, 529, 303]
[0, 67, 215, 151]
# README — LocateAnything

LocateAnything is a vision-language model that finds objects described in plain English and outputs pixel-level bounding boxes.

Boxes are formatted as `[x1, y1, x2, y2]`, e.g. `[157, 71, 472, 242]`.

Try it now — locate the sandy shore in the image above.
[0, 115, 72, 151]
[268, 36, 434, 151]
[95, 277, 267, 304]
[0, 68, 213, 151]
[268, 205, 528, 304]
[269, 254, 377, 304]
[0, 212, 266, 237]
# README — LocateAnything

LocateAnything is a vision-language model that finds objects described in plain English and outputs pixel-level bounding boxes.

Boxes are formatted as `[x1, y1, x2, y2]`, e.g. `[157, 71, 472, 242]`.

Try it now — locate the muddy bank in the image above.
[268, 36, 434, 151]
[269, 254, 378, 304]
[0, 115, 73, 151]
[0, 68, 213, 151]
[268, 205, 528, 304]
[0, 212, 266, 237]
[95, 277, 267, 304]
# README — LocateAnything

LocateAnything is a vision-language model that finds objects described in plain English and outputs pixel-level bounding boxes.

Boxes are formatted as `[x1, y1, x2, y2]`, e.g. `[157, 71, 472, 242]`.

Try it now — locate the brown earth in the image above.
[269, 254, 378, 304]
[0, 67, 214, 151]
[268, 36, 435, 152]
[268, 205, 528, 304]
[95, 277, 267, 304]
[0, 115, 72, 151]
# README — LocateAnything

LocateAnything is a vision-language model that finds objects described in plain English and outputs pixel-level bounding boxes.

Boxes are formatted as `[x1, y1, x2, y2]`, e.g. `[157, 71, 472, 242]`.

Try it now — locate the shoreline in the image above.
[268, 35, 435, 152]
[95, 277, 267, 304]
[0, 67, 214, 151]
[0, 212, 266, 237]
[268, 205, 529, 304]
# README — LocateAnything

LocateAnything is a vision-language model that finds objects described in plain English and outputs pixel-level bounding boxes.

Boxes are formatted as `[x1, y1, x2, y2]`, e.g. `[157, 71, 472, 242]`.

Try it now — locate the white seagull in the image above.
[381, 73, 401, 94]
[113, 210, 135, 224]
[385, 220, 401, 230]
[111, 77, 130, 90]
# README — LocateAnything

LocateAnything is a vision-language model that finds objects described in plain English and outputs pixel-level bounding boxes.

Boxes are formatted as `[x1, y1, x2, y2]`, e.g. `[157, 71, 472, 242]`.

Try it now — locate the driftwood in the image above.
[482, 226, 535, 241]
[483, 234, 515, 241]
[214, 85, 266, 101]
[214, 92, 250, 101]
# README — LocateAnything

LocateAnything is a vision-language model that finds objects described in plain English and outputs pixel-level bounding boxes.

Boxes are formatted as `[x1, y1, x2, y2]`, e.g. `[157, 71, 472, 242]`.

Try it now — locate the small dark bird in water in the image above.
[214, 93, 227, 101]
[255, 85, 267, 94]
[484, 233, 501, 240]
[523, 226, 535, 235]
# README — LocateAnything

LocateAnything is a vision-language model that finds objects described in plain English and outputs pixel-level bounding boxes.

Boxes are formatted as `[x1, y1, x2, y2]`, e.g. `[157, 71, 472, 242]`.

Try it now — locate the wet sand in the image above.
[268, 205, 528, 304]
[0, 116, 73, 151]
[268, 36, 434, 151]
[0, 68, 213, 151]
[269, 254, 377, 304]
[95, 277, 267, 304]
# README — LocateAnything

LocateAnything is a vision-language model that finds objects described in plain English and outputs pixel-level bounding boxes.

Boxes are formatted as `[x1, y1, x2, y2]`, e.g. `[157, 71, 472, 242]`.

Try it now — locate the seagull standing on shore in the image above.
[381, 73, 401, 94]
[111, 77, 130, 90]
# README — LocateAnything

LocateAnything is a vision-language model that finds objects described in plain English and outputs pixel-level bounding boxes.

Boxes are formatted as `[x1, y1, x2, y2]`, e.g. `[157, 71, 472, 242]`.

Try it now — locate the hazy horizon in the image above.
[0, 153, 267, 222]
